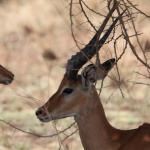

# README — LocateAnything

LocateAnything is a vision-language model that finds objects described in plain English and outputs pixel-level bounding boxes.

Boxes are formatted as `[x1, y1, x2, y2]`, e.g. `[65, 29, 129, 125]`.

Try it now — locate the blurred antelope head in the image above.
[0, 65, 14, 85]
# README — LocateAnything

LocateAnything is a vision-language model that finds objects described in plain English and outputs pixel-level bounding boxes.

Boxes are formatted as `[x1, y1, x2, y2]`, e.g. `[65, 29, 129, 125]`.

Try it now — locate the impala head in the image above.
[0, 65, 14, 85]
[36, 11, 125, 122]
[36, 59, 115, 122]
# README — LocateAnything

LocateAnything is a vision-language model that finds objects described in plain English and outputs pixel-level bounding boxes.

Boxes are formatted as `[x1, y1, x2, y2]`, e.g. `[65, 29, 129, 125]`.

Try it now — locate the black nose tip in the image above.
[36, 110, 42, 116]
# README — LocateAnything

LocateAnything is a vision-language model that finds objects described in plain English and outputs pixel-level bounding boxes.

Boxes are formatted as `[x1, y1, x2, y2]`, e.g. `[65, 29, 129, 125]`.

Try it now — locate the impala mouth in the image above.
[37, 113, 77, 122]
[37, 116, 53, 122]
[4, 79, 13, 85]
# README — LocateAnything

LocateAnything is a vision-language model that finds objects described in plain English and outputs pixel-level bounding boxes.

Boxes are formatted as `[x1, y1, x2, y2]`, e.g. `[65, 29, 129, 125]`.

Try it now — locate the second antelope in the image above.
[36, 10, 150, 150]
[0, 65, 14, 85]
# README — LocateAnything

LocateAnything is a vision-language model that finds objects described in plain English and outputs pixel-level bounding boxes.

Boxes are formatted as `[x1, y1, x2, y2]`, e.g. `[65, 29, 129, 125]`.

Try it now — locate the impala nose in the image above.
[36, 110, 42, 116]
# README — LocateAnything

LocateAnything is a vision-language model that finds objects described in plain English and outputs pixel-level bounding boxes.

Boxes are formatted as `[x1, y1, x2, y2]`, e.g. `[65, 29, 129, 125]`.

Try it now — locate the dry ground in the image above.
[0, 0, 150, 150]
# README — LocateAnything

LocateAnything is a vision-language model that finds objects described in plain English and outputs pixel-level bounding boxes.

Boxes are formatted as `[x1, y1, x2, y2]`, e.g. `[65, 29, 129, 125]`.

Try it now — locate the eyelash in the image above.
[63, 88, 73, 94]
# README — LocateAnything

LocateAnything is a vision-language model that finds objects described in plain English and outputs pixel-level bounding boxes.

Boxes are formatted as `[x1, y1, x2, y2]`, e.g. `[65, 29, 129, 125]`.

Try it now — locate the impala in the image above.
[0, 65, 14, 85]
[36, 10, 150, 150]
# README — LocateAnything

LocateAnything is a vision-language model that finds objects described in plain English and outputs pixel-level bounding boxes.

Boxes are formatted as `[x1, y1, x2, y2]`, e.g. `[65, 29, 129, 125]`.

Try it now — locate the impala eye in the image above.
[63, 88, 73, 94]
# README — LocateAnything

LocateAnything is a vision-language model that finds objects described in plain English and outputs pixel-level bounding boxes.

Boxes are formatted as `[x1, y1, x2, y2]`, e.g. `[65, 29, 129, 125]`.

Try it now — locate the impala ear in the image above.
[81, 58, 115, 89]
[101, 58, 115, 72]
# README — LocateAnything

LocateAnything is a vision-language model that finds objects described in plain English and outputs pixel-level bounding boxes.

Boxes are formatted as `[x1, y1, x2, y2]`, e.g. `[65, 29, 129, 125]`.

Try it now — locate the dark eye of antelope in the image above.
[63, 88, 73, 94]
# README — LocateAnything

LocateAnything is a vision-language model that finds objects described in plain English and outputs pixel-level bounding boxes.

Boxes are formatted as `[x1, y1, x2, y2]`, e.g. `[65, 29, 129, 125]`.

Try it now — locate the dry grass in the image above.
[0, 0, 150, 150]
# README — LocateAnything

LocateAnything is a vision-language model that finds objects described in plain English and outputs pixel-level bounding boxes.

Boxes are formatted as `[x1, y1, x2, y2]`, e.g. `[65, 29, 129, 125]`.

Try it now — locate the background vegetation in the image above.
[0, 0, 150, 149]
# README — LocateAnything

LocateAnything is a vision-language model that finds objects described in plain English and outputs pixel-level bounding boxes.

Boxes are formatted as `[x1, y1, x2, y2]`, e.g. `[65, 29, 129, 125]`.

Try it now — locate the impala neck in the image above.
[75, 86, 130, 150]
